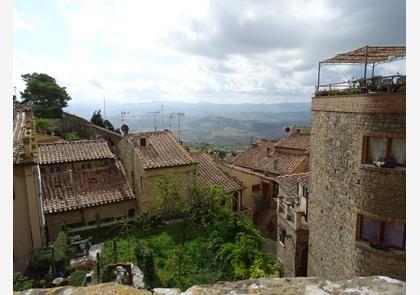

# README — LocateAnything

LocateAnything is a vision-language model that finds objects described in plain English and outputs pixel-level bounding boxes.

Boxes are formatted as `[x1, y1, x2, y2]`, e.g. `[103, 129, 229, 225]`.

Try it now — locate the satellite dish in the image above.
[284, 126, 291, 133]
[121, 124, 129, 136]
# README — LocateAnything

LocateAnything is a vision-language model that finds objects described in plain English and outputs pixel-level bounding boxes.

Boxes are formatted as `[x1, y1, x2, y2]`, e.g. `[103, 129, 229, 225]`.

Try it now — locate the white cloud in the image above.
[13, 9, 37, 32]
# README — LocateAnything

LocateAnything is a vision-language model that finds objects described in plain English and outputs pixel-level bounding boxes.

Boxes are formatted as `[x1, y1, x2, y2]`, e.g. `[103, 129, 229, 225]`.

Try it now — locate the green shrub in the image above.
[54, 231, 70, 262]
[13, 272, 34, 291]
[135, 240, 158, 288]
[68, 270, 87, 286]
[64, 132, 80, 141]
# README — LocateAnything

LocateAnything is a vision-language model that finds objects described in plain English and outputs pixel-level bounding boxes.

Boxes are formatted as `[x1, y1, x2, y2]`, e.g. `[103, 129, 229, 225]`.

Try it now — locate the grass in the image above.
[100, 223, 204, 288]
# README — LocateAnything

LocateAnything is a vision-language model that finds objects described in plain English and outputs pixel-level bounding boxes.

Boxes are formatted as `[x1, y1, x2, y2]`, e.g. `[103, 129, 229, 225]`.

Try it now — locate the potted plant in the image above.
[372, 159, 385, 168]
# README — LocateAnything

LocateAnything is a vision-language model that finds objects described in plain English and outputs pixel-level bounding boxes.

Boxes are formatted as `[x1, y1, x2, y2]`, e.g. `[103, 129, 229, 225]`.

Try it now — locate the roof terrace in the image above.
[315, 46, 406, 97]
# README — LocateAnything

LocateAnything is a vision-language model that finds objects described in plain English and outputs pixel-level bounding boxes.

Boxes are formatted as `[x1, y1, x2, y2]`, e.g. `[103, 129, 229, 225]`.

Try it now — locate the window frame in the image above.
[358, 131, 405, 173]
[356, 213, 405, 251]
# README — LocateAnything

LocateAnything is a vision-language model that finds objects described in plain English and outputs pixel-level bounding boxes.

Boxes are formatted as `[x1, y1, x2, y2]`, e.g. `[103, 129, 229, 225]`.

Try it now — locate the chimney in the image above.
[266, 147, 271, 157]
[69, 169, 73, 185]
[23, 130, 32, 159]
[274, 158, 279, 171]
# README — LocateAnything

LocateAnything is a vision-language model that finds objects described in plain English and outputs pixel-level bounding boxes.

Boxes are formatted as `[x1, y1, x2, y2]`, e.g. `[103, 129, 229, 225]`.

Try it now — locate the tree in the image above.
[90, 110, 116, 131]
[20, 73, 71, 108]
[35, 118, 53, 134]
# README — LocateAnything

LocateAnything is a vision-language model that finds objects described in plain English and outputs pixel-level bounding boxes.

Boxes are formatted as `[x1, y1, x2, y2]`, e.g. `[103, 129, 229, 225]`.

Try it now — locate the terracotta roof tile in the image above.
[191, 152, 241, 193]
[38, 140, 113, 164]
[277, 172, 310, 199]
[231, 140, 306, 176]
[128, 130, 195, 169]
[42, 160, 135, 214]
[274, 133, 310, 152]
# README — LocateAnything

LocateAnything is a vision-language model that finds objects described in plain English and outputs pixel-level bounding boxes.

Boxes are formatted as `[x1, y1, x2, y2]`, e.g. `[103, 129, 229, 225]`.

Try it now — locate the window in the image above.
[358, 214, 405, 251]
[278, 228, 286, 245]
[252, 184, 261, 192]
[81, 163, 92, 170]
[364, 135, 405, 167]
[286, 205, 295, 222]
[140, 137, 147, 147]
[49, 165, 61, 173]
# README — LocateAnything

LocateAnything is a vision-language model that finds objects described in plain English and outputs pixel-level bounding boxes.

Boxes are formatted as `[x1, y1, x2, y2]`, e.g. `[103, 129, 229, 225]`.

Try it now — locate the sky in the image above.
[13, 0, 406, 106]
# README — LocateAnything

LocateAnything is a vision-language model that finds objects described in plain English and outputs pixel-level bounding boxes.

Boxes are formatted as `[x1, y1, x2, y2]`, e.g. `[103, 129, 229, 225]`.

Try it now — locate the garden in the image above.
[14, 175, 281, 291]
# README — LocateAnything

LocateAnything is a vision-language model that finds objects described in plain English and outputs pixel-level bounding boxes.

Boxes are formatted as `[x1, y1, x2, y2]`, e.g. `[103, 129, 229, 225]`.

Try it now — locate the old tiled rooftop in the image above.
[128, 130, 195, 169]
[230, 139, 306, 177]
[38, 140, 113, 165]
[277, 172, 310, 199]
[191, 152, 242, 193]
[13, 109, 37, 165]
[42, 161, 135, 214]
[274, 133, 310, 152]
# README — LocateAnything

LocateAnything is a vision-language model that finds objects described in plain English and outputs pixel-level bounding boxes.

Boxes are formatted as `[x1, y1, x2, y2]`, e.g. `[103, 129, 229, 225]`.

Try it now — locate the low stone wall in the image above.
[14, 276, 406, 294]
[51, 112, 123, 146]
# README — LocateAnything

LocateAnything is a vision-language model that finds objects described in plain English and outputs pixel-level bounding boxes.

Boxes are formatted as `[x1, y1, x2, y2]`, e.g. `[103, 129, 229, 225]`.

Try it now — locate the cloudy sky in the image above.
[13, 0, 406, 105]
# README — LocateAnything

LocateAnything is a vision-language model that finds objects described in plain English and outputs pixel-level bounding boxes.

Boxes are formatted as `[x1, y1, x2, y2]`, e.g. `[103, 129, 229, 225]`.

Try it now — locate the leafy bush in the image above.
[135, 240, 158, 288]
[35, 118, 53, 133]
[54, 231, 70, 262]
[13, 272, 34, 291]
[68, 270, 87, 286]
[64, 132, 80, 141]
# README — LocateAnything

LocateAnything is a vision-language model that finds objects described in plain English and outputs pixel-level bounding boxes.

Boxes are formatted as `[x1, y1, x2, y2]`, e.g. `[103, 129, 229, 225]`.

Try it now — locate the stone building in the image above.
[117, 130, 196, 212]
[13, 108, 46, 272]
[190, 152, 251, 217]
[221, 127, 310, 238]
[308, 46, 406, 280]
[38, 140, 136, 241]
[276, 172, 309, 277]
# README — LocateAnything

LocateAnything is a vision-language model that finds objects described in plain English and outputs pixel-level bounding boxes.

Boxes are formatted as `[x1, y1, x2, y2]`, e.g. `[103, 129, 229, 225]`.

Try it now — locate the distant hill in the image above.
[66, 100, 311, 149]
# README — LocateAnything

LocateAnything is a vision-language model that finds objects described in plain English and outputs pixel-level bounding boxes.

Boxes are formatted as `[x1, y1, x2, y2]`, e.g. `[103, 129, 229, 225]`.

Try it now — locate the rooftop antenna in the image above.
[121, 111, 129, 126]
[170, 112, 185, 142]
[161, 104, 164, 130]
[169, 114, 174, 132]
[103, 96, 107, 122]
[147, 111, 160, 132]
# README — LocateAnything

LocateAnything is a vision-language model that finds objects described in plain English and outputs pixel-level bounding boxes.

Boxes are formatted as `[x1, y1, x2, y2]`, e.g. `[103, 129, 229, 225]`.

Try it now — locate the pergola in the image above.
[317, 46, 406, 92]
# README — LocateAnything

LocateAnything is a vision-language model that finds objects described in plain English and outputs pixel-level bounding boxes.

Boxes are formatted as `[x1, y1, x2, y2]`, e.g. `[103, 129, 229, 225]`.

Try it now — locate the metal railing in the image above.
[315, 74, 405, 97]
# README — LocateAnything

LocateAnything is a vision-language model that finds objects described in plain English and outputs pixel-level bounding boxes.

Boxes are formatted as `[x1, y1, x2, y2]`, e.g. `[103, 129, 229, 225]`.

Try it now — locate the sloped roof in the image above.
[13, 109, 37, 165]
[274, 133, 310, 152]
[277, 172, 310, 199]
[128, 130, 195, 169]
[191, 152, 242, 193]
[321, 46, 406, 64]
[38, 140, 113, 165]
[42, 161, 135, 214]
[231, 140, 306, 176]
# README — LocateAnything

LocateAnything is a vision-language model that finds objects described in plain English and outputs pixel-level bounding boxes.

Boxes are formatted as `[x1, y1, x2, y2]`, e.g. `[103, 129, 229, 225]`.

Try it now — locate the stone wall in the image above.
[14, 276, 406, 294]
[46, 199, 137, 241]
[52, 112, 123, 147]
[116, 138, 195, 212]
[308, 94, 405, 280]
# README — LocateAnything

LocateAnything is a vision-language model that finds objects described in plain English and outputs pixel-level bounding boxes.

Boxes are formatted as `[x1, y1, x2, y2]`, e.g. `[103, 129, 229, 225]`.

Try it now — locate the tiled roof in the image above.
[128, 130, 195, 169]
[38, 140, 114, 164]
[277, 172, 310, 199]
[42, 161, 135, 214]
[231, 140, 306, 176]
[191, 152, 242, 193]
[13, 109, 37, 165]
[274, 133, 310, 152]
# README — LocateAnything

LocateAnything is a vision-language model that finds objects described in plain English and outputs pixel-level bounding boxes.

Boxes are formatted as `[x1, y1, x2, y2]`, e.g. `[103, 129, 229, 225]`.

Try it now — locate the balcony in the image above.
[315, 75, 405, 97]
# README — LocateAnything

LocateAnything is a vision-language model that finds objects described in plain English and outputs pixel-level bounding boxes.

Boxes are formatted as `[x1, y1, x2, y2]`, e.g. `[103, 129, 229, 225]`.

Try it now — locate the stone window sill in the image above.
[355, 241, 405, 259]
[359, 164, 405, 175]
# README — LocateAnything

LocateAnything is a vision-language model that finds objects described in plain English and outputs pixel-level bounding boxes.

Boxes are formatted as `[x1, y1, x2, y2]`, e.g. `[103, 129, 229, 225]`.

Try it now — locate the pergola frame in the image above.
[316, 46, 406, 93]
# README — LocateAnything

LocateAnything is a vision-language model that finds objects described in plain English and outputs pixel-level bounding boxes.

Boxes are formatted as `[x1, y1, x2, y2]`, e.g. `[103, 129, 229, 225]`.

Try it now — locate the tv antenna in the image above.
[147, 111, 160, 132]
[170, 112, 185, 142]
[161, 104, 164, 130]
[121, 111, 129, 125]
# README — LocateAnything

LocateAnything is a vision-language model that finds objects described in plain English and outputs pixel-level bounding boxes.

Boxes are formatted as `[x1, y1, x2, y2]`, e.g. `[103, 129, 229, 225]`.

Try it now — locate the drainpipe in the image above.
[317, 62, 321, 94]
[363, 46, 369, 87]
[36, 165, 46, 244]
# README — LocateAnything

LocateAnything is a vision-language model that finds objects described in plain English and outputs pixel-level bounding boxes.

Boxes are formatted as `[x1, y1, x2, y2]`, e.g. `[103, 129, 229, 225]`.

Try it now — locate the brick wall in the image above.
[308, 94, 405, 280]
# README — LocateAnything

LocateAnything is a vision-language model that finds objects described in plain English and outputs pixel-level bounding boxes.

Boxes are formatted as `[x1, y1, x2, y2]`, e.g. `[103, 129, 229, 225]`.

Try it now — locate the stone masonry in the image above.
[308, 94, 405, 280]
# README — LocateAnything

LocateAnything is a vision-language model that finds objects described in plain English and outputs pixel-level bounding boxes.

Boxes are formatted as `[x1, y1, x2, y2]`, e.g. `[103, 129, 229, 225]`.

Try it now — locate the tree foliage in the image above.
[20, 73, 71, 108]
[35, 118, 53, 134]
[90, 110, 117, 131]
